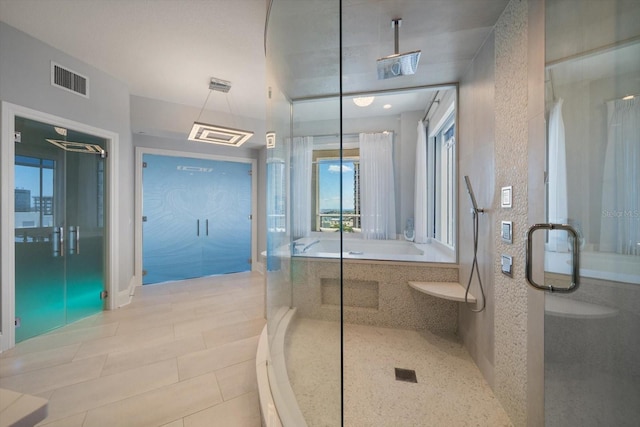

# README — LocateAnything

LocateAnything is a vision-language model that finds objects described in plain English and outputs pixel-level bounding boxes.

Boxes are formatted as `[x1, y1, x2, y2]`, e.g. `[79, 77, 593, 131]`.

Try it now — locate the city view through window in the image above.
[317, 158, 360, 232]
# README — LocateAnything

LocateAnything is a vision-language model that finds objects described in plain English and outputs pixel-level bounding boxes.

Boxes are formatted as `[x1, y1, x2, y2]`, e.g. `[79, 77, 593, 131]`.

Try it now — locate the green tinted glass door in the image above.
[64, 141, 105, 324]
[14, 150, 65, 342]
[14, 116, 106, 342]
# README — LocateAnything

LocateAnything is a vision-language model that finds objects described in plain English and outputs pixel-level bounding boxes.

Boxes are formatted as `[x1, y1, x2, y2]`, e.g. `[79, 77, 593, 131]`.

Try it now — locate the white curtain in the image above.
[600, 97, 640, 255]
[414, 121, 429, 243]
[547, 98, 569, 252]
[291, 136, 313, 239]
[359, 132, 396, 239]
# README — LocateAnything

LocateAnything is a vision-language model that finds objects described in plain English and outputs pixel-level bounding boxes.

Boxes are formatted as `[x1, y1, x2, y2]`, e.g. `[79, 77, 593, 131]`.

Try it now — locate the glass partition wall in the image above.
[265, 1, 466, 426]
[265, 0, 486, 425]
[266, 1, 343, 425]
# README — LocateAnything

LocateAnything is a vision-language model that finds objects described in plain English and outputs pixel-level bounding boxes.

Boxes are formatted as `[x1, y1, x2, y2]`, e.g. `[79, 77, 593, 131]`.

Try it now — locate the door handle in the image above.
[52, 226, 64, 257]
[525, 223, 580, 293]
[69, 226, 80, 255]
[206, 219, 209, 236]
[197, 219, 200, 237]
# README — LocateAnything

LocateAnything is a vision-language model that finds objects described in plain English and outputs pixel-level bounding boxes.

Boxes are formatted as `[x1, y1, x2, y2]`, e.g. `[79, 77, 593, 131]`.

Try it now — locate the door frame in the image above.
[134, 147, 258, 286]
[1, 102, 119, 351]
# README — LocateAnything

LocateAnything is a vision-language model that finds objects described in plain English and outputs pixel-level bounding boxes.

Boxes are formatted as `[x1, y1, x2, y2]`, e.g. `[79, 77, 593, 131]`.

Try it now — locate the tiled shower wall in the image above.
[459, 0, 546, 425]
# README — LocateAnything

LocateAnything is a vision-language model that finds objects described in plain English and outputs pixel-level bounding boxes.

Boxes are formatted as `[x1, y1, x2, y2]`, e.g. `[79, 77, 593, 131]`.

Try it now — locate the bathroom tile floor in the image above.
[286, 317, 513, 427]
[0, 272, 265, 427]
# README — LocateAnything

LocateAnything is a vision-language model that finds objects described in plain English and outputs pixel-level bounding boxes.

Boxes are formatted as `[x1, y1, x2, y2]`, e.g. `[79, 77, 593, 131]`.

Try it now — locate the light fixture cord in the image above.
[195, 89, 213, 123]
[225, 93, 237, 128]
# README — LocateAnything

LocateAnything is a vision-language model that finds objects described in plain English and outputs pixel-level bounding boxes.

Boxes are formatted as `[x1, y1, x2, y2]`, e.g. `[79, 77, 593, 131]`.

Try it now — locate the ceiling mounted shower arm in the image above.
[392, 19, 401, 55]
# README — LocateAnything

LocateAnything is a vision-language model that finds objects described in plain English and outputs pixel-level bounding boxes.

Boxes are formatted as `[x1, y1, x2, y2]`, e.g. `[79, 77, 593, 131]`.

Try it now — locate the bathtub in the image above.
[291, 236, 455, 263]
[544, 250, 640, 284]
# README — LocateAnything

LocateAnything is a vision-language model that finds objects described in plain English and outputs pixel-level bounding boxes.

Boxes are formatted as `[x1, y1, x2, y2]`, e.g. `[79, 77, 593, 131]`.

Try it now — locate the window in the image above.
[313, 149, 360, 232]
[432, 113, 456, 248]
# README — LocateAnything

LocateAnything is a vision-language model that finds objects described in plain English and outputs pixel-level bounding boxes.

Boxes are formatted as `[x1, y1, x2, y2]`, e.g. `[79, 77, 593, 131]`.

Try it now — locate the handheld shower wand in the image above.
[464, 175, 484, 215]
[463, 176, 486, 312]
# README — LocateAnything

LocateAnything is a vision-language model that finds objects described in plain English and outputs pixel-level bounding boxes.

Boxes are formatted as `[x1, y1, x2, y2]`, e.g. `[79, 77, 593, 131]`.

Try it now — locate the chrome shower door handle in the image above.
[525, 223, 580, 293]
[205, 219, 209, 236]
[197, 219, 200, 237]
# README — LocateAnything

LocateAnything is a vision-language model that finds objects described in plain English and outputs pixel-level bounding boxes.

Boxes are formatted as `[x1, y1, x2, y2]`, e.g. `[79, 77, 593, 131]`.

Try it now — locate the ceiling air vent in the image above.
[51, 62, 89, 98]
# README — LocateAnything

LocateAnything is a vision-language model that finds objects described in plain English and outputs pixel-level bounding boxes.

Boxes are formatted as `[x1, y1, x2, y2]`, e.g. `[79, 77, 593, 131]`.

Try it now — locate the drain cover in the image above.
[395, 368, 417, 383]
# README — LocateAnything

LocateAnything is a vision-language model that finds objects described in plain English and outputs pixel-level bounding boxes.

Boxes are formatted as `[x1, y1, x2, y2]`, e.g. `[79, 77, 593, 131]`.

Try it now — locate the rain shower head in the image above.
[377, 19, 421, 80]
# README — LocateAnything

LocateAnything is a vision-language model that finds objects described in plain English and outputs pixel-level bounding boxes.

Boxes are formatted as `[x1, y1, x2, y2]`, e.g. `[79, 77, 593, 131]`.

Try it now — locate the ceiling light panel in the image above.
[188, 122, 253, 147]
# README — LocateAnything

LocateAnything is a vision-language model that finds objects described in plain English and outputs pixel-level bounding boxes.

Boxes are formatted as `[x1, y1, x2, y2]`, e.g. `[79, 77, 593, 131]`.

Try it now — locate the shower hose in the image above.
[465, 209, 486, 312]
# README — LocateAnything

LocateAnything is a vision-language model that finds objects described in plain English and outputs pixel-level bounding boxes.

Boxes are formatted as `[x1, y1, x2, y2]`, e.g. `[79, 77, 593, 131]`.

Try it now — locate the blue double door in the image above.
[142, 154, 252, 284]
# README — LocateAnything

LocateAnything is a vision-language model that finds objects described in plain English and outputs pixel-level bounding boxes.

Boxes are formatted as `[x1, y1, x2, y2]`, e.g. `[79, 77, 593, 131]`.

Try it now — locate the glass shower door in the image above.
[14, 116, 106, 342]
[541, 1, 640, 425]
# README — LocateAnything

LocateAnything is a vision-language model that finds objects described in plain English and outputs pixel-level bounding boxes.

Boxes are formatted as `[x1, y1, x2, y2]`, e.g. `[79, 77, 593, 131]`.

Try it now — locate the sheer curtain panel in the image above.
[414, 121, 429, 243]
[291, 136, 313, 239]
[359, 132, 396, 239]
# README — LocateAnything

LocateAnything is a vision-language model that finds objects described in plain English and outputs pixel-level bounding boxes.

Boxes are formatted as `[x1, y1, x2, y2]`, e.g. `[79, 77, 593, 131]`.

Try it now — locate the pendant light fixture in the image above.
[188, 77, 254, 147]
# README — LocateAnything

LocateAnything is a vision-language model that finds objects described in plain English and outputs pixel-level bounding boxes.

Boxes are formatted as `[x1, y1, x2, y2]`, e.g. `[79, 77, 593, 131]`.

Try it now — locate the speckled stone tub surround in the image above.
[289, 257, 460, 334]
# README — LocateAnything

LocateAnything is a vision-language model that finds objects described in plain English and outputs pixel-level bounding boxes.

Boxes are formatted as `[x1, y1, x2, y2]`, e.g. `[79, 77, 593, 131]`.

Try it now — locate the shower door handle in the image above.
[525, 223, 580, 293]
[205, 219, 209, 236]
[197, 220, 200, 237]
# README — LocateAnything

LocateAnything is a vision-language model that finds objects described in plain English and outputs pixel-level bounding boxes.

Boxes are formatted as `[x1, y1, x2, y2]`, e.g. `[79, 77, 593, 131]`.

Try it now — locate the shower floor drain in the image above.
[395, 368, 418, 383]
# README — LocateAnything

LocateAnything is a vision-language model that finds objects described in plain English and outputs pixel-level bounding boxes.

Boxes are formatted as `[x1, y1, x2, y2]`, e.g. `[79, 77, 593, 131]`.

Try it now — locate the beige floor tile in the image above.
[44, 358, 179, 422]
[177, 336, 259, 380]
[0, 343, 80, 378]
[172, 310, 248, 338]
[215, 360, 258, 401]
[183, 391, 261, 427]
[202, 318, 265, 348]
[102, 335, 206, 376]
[73, 324, 175, 360]
[82, 373, 222, 427]
[5, 272, 265, 427]
[37, 412, 86, 427]
[0, 355, 105, 396]
[1, 323, 119, 358]
[242, 304, 265, 320]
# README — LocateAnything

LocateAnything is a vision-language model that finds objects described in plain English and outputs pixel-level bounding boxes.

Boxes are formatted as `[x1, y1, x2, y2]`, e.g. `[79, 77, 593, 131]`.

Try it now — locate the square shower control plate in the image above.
[501, 186, 512, 208]
[501, 221, 513, 244]
[501, 254, 513, 277]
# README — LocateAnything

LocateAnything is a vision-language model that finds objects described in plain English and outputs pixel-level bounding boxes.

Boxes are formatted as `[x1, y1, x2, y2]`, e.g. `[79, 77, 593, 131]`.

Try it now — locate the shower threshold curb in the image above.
[256, 308, 308, 427]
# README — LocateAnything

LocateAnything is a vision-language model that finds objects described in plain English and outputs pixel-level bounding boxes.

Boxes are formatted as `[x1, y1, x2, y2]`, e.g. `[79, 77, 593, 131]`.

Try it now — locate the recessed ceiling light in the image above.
[383, 104, 392, 109]
[353, 96, 375, 107]
[622, 95, 635, 100]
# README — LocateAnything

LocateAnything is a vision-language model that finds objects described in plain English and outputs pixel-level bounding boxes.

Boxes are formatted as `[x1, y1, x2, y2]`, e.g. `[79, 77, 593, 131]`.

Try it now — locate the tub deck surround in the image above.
[290, 236, 456, 263]
[544, 250, 640, 285]
[288, 256, 460, 333]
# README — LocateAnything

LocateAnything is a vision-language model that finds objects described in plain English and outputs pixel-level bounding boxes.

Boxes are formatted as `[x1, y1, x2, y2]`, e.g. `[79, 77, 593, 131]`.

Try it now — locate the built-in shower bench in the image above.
[408, 281, 476, 303]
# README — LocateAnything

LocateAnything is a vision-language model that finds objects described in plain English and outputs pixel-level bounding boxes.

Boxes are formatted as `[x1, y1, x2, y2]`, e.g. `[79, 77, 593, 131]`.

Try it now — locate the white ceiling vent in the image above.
[51, 62, 89, 98]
